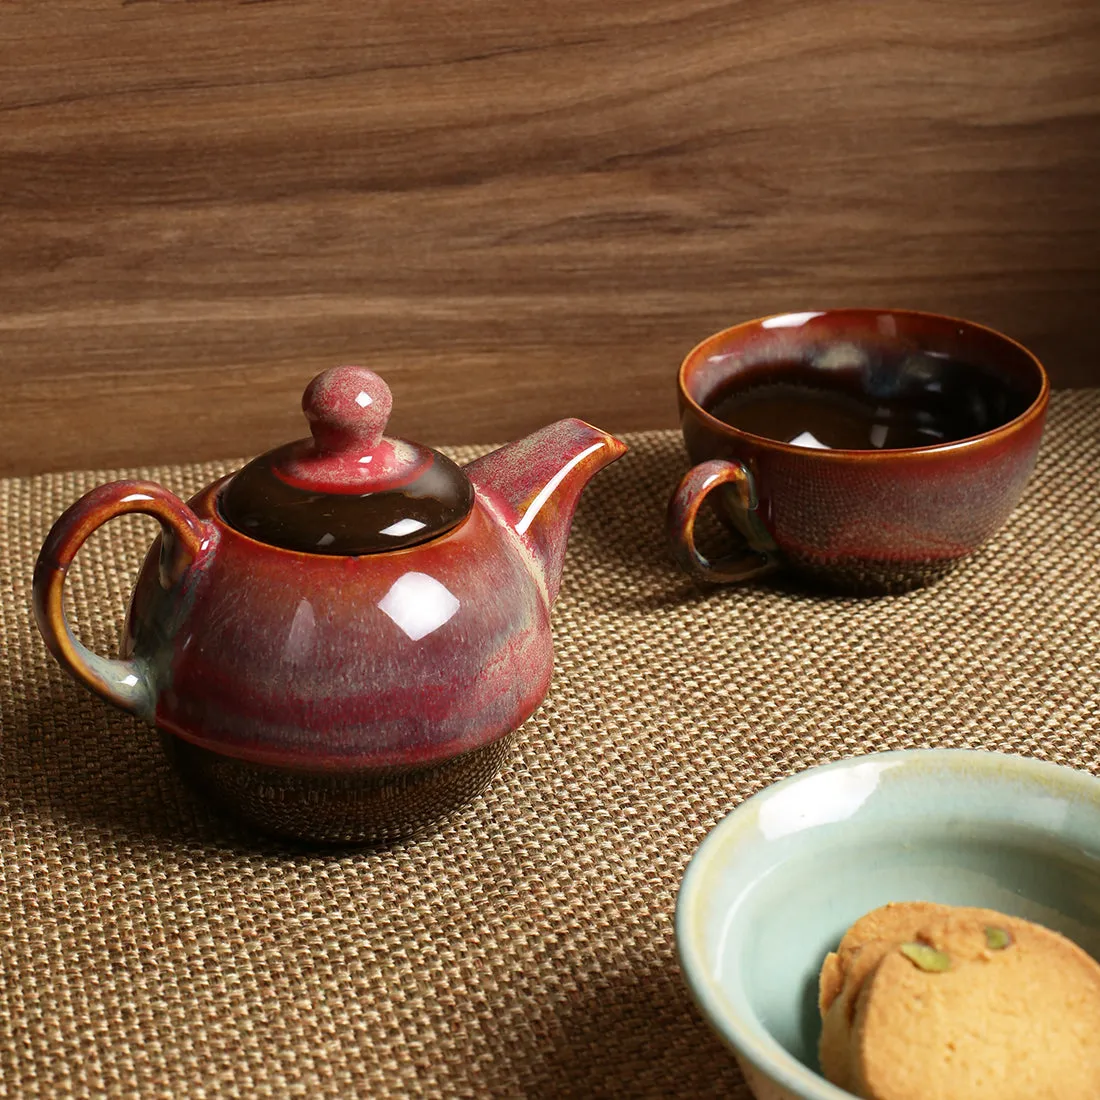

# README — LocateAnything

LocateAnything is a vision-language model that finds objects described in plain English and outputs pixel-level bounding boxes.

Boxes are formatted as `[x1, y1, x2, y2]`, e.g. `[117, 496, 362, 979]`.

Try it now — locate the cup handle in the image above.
[666, 459, 779, 583]
[32, 480, 212, 720]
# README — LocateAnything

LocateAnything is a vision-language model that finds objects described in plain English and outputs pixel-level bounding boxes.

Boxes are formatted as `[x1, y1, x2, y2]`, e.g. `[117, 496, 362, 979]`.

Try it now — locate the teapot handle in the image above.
[32, 480, 211, 719]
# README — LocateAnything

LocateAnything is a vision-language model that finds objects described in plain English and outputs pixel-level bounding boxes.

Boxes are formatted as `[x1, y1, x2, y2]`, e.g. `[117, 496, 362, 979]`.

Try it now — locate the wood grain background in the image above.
[2, 0, 1098, 475]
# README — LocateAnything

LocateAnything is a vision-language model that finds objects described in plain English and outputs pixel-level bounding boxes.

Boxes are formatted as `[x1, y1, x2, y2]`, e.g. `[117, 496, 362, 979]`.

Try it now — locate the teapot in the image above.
[33, 366, 626, 844]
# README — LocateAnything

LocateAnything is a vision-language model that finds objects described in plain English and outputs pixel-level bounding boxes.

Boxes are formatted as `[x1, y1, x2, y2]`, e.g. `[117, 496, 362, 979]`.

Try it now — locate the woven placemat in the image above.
[2, 392, 1098, 1098]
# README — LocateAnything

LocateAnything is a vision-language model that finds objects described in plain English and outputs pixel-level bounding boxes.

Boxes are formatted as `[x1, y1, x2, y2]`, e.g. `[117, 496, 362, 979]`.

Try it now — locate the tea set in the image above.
[30, 308, 1091, 1100]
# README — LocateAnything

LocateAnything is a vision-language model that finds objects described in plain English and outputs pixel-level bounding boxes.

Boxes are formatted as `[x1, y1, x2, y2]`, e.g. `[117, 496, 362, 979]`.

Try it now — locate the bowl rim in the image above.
[676, 308, 1051, 462]
[675, 748, 1100, 1100]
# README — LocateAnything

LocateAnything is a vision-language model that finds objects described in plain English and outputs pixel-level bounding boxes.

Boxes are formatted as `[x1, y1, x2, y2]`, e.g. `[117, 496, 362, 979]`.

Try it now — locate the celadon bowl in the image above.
[675, 749, 1100, 1100]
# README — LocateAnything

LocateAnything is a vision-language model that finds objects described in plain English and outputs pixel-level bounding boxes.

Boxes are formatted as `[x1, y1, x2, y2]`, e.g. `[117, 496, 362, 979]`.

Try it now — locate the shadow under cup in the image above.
[668, 310, 1050, 594]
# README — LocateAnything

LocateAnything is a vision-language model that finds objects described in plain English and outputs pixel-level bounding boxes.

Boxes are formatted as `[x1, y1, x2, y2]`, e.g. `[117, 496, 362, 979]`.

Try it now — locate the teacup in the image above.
[666, 309, 1049, 593]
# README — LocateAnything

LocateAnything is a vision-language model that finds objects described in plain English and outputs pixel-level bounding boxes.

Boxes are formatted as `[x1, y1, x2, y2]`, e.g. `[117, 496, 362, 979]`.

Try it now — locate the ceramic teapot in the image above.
[33, 366, 626, 844]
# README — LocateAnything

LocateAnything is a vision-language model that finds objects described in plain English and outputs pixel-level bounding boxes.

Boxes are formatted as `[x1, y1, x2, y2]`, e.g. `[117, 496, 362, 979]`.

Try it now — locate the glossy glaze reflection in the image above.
[219, 449, 474, 554]
[668, 309, 1049, 593]
[704, 354, 1033, 451]
[126, 486, 545, 771]
[219, 367, 475, 554]
[32, 366, 627, 843]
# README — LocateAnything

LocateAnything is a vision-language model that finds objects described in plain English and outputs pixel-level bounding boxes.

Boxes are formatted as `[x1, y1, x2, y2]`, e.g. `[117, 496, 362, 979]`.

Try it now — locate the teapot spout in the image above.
[465, 419, 627, 606]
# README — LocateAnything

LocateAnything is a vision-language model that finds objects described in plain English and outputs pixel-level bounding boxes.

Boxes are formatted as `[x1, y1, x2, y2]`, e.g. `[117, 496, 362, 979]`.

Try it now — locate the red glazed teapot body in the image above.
[33, 369, 626, 843]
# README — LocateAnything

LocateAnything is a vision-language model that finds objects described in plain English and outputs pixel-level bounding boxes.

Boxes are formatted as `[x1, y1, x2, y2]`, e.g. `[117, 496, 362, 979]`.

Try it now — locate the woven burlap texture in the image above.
[1, 391, 1098, 1099]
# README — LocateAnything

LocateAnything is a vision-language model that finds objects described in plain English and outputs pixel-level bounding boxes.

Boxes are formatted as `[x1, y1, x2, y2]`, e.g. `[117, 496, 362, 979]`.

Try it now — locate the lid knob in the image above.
[303, 366, 393, 456]
[218, 365, 475, 554]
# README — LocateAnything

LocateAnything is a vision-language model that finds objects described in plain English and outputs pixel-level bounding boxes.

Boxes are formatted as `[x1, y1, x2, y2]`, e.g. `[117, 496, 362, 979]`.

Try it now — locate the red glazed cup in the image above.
[667, 309, 1049, 593]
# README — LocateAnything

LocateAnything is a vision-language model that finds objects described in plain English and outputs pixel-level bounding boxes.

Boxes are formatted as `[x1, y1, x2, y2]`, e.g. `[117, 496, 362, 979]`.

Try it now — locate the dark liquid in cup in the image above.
[705, 357, 1032, 450]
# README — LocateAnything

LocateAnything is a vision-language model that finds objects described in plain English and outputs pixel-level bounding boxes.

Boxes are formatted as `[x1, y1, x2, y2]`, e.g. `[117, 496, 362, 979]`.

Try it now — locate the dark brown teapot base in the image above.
[161, 732, 515, 846]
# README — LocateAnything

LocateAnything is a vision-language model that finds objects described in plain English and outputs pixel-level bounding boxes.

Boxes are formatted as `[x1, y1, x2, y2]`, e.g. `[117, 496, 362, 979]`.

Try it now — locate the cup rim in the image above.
[677, 309, 1050, 461]
[675, 748, 1100, 1100]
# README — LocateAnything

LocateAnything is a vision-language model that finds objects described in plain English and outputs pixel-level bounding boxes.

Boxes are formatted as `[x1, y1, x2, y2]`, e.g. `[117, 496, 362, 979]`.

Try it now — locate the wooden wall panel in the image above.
[1, 0, 1098, 474]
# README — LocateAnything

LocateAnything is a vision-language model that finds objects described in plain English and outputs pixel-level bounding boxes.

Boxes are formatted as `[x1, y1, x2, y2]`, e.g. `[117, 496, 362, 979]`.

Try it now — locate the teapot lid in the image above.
[219, 366, 474, 554]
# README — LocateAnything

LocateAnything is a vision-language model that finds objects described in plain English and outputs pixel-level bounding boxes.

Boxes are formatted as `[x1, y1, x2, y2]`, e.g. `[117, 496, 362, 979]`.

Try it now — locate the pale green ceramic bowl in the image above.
[676, 749, 1100, 1100]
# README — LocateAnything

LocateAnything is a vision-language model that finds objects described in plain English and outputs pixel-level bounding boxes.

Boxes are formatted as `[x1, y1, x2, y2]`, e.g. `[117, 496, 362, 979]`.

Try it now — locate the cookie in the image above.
[818, 902, 1100, 1100]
